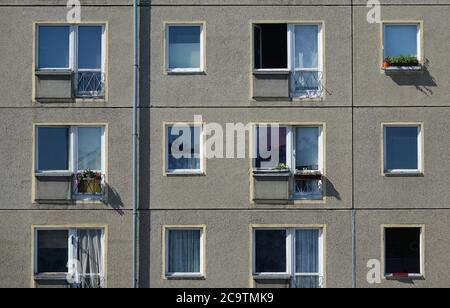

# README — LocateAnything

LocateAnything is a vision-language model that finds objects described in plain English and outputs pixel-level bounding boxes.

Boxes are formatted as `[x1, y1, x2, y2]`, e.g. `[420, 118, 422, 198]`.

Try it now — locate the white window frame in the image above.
[383, 226, 424, 279]
[383, 124, 423, 175]
[165, 24, 205, 73]
[34, 228, 105, 280]
[383, 23, 422, 61]
[252, 23, 323, 98]
[164, 227, 205, 278]
[35, 125, 106, 199]
[252, 228, 324, 288]
[165, 123, 204, 175]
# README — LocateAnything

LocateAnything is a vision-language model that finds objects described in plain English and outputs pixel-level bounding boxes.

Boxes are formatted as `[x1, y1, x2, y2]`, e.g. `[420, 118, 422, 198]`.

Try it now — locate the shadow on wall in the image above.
[323, 176, 341, 201]
[105, 183, 125, 216]
[387, 59, 437, 96]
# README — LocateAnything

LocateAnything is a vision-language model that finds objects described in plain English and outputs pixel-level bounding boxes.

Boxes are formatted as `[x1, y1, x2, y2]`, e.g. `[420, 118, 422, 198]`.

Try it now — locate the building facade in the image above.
[1, 0, 450, 288]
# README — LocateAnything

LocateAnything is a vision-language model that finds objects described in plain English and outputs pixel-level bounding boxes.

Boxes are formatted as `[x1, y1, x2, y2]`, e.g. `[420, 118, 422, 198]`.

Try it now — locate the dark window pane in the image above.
[37, 127, 69, 171]
[168, 26, 201, 69]
[78, 26, 102, 69]
[385, 228, 421, 274]
[254, 24, 288, 69]
[167, 126, 201, 171]
[255, 230, 286, 273]
[38, 26, 70, 69]
[37, 230, 69, 273]
[295, 127, 319, 170]
[255, 126, 287, 169]
[386, 127, 418, 170]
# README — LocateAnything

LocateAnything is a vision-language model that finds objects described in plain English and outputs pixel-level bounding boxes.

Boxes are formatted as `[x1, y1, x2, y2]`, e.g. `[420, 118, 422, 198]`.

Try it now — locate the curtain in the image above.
[78, 230, 103, 288]
[168, 230, 201, 273]
[295, 229, 320, 288]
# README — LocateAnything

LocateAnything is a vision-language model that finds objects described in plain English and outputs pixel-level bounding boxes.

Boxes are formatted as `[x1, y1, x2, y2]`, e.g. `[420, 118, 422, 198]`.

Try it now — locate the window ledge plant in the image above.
[76, 169, 103, 194]
[383, 55, 421, 69]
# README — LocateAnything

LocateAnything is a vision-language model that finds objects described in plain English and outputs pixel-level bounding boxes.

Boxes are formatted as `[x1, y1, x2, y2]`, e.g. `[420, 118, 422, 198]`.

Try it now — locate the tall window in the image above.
[166, 24, 204, 73]
[383, 124, 422, 175]
[253, 23, 323, 98]
[35, 228, 104, 288]
[253, 228, 324, 288]
[166, 124, 203, 174]
[36, 24, 105, 97]
[36, 126, 106, 198]
[165, 228, 204, 277]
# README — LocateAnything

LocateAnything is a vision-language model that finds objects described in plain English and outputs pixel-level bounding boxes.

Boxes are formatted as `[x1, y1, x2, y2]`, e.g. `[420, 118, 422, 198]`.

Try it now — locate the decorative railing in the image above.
[291, 71, 323, 98]
[73, 173, 105, 196]
[75, 71, 105, 98]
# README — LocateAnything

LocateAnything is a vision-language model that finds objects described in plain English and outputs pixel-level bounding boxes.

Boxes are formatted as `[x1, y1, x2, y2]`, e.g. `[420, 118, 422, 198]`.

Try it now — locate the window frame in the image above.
[165, 23, 205, 74]
[382, 225, 425, 279]
[382, 22, 423, 64]
[382, 123, 423, 176]
[164, 123, 205, 175]
[164, 226, 206, 279]
[252, 227, 324, 288]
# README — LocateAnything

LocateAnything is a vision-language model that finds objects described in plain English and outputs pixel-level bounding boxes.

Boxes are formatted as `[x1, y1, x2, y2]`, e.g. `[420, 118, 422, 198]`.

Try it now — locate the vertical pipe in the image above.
[132, 0, 138, 289]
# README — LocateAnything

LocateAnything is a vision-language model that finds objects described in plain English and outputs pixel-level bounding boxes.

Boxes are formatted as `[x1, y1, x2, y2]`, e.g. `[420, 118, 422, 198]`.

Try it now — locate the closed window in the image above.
[35, 126, 106, 198]
[384, 227, 423, 278]
[383, 24, 420, 60]
[36, 24, 105, 97]
[253, 228, 324, 288]
[35, 228, 105, 288]
[166, 24, 204, 73]
[166, 124, 203, 174]
[384, 125, 422, 174]
[165, 228, 204, 277]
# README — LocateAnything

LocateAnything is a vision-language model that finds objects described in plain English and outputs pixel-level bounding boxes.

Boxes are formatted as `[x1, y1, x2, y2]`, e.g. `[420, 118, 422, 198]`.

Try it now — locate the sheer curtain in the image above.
[78, 230, 104, 288]
[168, 230, 201, 273]
[295, 229, 320, 288]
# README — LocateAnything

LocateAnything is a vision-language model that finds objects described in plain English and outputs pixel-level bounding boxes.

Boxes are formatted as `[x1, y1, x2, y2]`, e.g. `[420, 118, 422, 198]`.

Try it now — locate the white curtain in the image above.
[295, 229, 320, 288]
[168, 230, 201, 273]
[78, 230, 103, 288]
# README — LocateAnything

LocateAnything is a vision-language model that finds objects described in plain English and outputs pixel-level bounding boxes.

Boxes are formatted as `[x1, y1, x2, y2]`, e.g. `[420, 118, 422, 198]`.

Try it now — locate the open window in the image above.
[253, 228, 324, 288]
[253, 23, 323, 99]
[384, 227, 423, 278]
[34, 228, 105, 288]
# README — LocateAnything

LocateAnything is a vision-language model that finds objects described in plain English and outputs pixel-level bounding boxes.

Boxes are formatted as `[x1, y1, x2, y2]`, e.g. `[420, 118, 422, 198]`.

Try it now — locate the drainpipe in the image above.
[132, 0, 139, 289]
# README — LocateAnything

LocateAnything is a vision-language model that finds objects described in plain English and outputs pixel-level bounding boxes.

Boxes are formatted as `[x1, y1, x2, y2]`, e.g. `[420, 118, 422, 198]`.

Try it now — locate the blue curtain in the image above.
[168, 230, 201, 273]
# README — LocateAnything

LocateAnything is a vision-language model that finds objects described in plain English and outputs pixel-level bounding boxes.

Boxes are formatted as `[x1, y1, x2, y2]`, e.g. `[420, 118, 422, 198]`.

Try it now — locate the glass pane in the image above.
[78, 127, 102, 171]
[293, 71, 321, 93]
[296, 127, 319, 170]
[38, 26, 70, 69]
[294, 178, 322, 199]
[295, 276, 321, 288]
[296, 229, 320, 273]
[37, 127, 69, 171]
[295, 25, 319, 69]
[385, 127, 419, 170]
[168, 26, 201, 69]
[37, 230, 69, 273]
[78, 26, 102, 69]
[385, 228, 421, 274]
[255, 126, 287, 169]
[168, 230, 201, 273]
[384, 25, 418, 58]
[255, 230, 287, 273]
[168, 126, 201, 171]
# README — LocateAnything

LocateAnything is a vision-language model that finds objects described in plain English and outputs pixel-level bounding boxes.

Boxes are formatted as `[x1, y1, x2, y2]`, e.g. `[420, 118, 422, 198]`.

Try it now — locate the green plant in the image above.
[386, 55, 419, 67]
[77, 169, 102, 181]
[276, 163, 289, 170]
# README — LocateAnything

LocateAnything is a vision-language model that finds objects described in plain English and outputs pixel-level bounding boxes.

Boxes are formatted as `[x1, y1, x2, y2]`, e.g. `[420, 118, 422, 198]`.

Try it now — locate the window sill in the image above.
[383, 66, 423, 74]
[253, 169, 291, 177]
[384, 171, 424, 177]
[165, 170, 205, 177]
[34, 273, 68, 281]
[35, 69, 73, 76]
[167, 69, 205, 75]
[165, 274, 205, 280]
[35, 172, 73, 178]
[253, 274, 291, 280]
[385, 273, 424, 280]
[253, 69, 291, 75]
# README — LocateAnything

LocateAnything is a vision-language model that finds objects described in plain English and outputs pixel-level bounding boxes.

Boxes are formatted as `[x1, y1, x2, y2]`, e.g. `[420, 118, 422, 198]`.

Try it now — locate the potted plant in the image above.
[77, 169, 103, 194]
[382, 58, 390, 69]
[386, 55, 419, 67]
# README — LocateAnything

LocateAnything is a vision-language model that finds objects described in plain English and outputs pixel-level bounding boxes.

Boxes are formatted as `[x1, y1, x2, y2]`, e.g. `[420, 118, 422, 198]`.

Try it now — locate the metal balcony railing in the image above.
[75, 71, 105, 98]
[291, 71, 323, 98]
[73, 173, 105, 196]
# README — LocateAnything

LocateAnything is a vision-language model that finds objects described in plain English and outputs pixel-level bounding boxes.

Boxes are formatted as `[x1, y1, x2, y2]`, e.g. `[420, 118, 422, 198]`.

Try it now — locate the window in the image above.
[35, 228, 105, 288]
[384, 125, 422, 175]
[36, 24, 105, 97]
[384, 227, 423, 278]
[253, 125, 324, 200]
[166, 24, 204, 73]
[166, 124, 203, 174]
[253, 23, 323, 98]
[165, 228, 204, 277]
[383, 24, 421, 61]
[253, 228, 324, 288]
[36, 126, 106, 198]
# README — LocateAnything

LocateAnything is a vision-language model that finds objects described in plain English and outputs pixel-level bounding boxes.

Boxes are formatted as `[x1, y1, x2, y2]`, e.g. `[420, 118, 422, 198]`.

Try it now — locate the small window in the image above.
[166, 124, 203, 174]
[35, 126, 106, 199]
[35, 228, 104, 288]
[166, 24, 204, 73]
[384, 24, 420, 59]
[384, 227, 422, 277]
[253, 228, 323, 288]
[36, 24, 105, 97]
[384, 125, 422, 174]
[165, 228, 203, 277]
